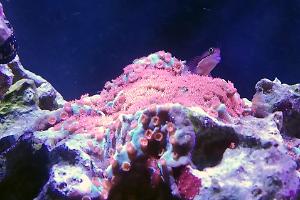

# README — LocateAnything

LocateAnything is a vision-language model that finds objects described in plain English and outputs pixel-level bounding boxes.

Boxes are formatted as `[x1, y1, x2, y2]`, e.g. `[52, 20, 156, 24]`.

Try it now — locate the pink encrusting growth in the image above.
[51, 50, 244, 139]
[43, 51, 246, 199]
[119, 69, 243, 117]
[77, 50, 244, 118]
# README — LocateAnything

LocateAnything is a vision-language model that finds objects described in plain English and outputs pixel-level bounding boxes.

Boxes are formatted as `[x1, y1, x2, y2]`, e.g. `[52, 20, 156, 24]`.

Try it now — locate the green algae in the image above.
[0, 101, 24, 116]
[0, 79, 39, 116]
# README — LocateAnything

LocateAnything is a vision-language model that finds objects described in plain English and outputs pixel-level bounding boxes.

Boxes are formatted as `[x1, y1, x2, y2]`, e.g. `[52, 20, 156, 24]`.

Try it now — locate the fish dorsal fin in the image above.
[186, 55, 205, 72]
[186, 49, 212, 72]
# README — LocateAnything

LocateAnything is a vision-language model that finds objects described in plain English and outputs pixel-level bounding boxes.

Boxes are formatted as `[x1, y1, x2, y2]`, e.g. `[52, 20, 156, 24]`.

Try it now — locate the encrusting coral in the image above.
[28, 51, 245, 199]
[1, 51, 299, 200]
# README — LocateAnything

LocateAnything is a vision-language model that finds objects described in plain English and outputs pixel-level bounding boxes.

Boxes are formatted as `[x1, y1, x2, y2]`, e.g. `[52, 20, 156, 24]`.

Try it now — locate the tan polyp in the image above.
[121, 162, 131, 171]
[140, 137, 148, 148]
[154, 132, 163, 142]
[152, 116, 161, 126]
[173, 152, 179, 160]
[145, 129, 153, 140]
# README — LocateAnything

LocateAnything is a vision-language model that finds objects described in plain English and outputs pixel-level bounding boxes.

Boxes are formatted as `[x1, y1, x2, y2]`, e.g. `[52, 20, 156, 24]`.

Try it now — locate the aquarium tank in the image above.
[0, 1, 299, 200]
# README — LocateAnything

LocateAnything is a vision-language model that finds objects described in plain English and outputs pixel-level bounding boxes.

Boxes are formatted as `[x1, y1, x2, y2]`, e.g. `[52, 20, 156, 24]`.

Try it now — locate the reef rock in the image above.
[3, 55, 65, 110]
[252, 78, 300, 138]
[0, 51, 299, 200]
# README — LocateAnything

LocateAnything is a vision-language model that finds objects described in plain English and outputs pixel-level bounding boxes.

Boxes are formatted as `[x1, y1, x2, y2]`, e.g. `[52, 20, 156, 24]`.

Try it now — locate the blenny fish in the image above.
[186, 47, 221, 76]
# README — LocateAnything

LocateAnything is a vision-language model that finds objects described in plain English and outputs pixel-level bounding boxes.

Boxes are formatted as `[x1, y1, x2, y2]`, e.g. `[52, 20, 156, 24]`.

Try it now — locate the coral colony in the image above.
[1, 48, 300, 200]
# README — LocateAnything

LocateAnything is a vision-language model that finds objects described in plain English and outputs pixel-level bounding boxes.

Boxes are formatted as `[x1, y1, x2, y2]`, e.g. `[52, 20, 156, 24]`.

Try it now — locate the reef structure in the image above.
[0, 51, 299, 200]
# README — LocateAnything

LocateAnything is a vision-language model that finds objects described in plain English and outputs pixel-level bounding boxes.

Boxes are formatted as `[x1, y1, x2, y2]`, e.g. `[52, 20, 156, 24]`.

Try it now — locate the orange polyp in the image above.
[173, 152, 179, 160]
[121, 162, 131, 171]
[144, 129, 153, 140]
[172, 60, 183, 74]
[152, 116, 161, 126]
[60, 111, 69, 120]
[140, 137, 148, 148]
[47, 115, 57, 125]
[154, 132, 163, 142]
[126, 142, 136, 160]
[158, 148, 165, 156]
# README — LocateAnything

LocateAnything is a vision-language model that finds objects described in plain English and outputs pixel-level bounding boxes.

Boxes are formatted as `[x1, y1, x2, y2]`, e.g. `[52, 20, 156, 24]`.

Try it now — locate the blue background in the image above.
[2, 0, 300, 100]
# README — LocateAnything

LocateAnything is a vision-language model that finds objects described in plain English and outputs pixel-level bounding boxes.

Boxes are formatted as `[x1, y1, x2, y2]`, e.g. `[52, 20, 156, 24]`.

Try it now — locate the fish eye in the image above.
[208, 48, 214, 53]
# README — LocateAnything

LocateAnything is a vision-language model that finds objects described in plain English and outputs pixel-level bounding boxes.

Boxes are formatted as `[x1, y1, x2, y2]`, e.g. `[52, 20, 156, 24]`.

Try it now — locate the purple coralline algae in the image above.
[0, 51, 300, 200]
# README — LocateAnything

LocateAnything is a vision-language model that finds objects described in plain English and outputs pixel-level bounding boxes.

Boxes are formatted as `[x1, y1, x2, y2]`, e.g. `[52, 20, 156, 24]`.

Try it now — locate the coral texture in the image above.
[0, 51, 299, 200]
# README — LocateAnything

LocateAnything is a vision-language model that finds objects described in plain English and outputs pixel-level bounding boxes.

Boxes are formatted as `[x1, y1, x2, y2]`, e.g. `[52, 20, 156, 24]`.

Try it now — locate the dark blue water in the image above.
[2, 0, 300, 100]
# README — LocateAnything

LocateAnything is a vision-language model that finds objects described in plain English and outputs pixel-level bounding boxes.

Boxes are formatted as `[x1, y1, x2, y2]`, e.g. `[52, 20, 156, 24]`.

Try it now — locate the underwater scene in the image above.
[0, 1, 300, 200]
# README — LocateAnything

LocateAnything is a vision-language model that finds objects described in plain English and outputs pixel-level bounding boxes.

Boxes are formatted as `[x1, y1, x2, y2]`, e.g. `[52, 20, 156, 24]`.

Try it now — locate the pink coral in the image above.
[78, 51, 245, 119]
[53, 51, 244, 141]
[120, 69, 243, 117]
[44, 51, 246, 200]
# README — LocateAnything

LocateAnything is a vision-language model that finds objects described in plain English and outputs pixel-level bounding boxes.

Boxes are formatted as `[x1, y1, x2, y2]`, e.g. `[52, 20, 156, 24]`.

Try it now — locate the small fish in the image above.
[186, 47, 221, 76]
